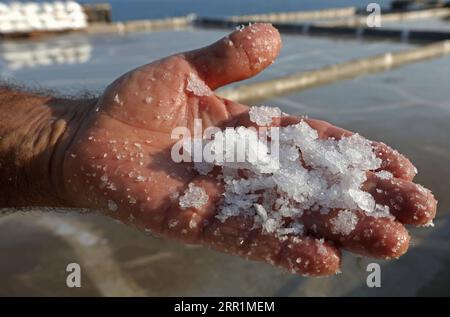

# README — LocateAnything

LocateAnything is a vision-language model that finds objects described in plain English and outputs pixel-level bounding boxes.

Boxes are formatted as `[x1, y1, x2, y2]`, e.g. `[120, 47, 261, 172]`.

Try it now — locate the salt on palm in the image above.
[249, 105, 282, 126]
[187, 106, 392, 238]
[186, 73, 212, 97]
[179, 183, 209, 209]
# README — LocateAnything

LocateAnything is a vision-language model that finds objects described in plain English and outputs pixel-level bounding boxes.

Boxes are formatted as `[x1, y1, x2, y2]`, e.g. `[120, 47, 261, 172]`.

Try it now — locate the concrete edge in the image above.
[85, 15, 194, 34]
[228, 7, 356, 23]
[325, 7, 450, 27]
[195, 17, 450, 43]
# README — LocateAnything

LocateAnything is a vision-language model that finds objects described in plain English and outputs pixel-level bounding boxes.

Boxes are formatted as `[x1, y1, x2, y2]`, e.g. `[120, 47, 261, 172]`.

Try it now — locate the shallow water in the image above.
[0, 28, 414, 91]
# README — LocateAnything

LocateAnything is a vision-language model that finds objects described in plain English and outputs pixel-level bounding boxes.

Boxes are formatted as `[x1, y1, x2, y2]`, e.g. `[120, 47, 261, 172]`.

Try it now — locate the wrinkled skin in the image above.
[63, 24, 437, 276]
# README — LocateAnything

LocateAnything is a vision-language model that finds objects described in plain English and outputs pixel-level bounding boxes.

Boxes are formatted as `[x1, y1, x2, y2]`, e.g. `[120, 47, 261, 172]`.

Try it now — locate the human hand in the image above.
[63, 24, 437, 276]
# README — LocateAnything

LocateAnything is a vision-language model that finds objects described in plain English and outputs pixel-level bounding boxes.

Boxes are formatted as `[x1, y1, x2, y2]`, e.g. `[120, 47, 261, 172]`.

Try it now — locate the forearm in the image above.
[0, 86, 95, 208]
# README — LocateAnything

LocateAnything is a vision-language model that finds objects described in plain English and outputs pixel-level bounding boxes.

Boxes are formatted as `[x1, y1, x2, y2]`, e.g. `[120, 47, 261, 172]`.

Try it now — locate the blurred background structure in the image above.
[0, 0, 449, 296]
[0, 1, 87, 35]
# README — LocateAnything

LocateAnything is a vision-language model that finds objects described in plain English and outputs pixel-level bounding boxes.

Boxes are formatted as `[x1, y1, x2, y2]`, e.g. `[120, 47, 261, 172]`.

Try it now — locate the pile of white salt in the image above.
[179, 106, 394, 238]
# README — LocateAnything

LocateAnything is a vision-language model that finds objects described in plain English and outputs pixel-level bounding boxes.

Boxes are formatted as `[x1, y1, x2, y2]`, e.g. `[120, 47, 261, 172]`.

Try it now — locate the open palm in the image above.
[63, 24, 436, 276]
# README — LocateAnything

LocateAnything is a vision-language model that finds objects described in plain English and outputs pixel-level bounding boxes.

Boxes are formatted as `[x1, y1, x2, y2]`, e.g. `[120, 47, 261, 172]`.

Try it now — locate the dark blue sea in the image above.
[6, 0, 393, 21]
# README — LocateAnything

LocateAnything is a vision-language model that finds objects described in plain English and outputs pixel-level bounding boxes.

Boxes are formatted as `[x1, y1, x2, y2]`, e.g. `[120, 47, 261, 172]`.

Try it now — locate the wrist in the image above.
[0, 87, 97, 207]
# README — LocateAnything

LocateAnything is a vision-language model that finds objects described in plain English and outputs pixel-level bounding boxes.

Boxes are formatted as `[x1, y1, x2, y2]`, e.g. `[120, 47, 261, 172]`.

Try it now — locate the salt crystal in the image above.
[113, 93, 122, 105]
[263, 218, 280, 233]
[373, 204, 393, 218]
[316, 239, 328, 255]
[348, 188, 376, 213]
[330, 210, 358, 235]
[144, 96, 153, 104]
[249, 106, 282, 126]
[186, 73, 212, 97]
[168, 219, 179, 228]
[276, 222, 304, 236]
[136, 175, 146, 182]
[179, 183, 209, 209]
[107, 182, 117, 191]
[254, 203, 268, 220]
[189, 219, 198, 229]
[375, 170, 393, 180]
[257, 57, 267, 64]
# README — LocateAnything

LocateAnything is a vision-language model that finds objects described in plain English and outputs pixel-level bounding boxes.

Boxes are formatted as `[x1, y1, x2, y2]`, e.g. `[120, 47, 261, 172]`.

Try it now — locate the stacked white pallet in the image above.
[2, 39, 92, 70]
[0, 1, 87, 34]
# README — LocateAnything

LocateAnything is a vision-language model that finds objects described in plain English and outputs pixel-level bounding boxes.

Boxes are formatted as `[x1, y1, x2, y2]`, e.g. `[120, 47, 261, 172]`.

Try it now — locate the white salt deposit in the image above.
[249, 106, 282, 126]
[144, 96, 153, 104]
[186, 106, 392, 238]
[168, 219, 179, 228]
[179, 183, 209, 209]
[330, 210, 358, 235]
[375, 170, 394, 180]
[113, 93, 122, 105]
[208, 127, 280, 173]
[186, 73, 212, 97]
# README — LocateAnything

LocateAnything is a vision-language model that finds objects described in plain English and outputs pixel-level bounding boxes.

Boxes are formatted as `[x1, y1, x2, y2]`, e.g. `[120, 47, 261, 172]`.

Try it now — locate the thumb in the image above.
[183, 23, 282, 90]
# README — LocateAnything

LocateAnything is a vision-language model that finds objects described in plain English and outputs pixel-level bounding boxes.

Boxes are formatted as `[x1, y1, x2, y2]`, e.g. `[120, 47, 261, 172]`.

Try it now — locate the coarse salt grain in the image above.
[179, 183, 209, 209]
[330, 210, 358, 235]
[375, 170, 394, 180]
[186, 73, 212, 96]
[249, 105, 282, 126]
